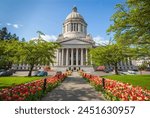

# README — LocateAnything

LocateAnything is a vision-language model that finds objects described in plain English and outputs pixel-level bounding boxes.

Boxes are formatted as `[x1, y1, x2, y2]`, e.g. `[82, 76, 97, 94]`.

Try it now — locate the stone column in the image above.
[62, 49, 64, 66]
[78, 24, 81, 32]
[58, 49, 61, 66]
[81, 48, 83, 65]
[71, 48, 73, 66]
[57, 49, 59, 66]
[69, 24, 71, 32]
[76, 48, 78, 66]
[86, 48, 88, 65]
[66, 48, 68, 66]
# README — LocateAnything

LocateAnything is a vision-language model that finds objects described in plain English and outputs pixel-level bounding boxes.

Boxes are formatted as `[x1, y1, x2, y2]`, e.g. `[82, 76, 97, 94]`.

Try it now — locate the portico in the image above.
[57, 48, 89, 70]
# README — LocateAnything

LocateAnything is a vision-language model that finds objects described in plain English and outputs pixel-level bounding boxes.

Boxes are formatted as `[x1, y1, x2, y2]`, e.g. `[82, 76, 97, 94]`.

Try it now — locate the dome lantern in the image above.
[72, 6, 77, 12]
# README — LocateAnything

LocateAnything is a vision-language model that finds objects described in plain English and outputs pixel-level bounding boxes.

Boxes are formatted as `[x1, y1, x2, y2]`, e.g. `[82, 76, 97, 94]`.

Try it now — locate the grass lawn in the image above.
[103, 75, 150, 90]
[0, 76, 42, 89]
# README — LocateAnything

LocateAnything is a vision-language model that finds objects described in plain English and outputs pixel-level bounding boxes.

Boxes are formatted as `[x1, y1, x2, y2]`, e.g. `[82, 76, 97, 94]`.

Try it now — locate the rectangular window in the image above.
[71, 23, 73, 31]
[75, 23, 76, 31]
[74, 23, 75, 31]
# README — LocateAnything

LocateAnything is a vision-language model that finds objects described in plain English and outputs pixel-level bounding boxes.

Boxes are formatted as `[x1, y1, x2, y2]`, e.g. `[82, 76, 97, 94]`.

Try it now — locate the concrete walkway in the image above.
[41, 72, 105, 101]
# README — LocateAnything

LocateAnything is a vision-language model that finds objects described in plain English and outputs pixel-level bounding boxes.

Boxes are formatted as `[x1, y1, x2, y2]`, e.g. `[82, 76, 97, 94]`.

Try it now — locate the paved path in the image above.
[41, 72, 105, 101]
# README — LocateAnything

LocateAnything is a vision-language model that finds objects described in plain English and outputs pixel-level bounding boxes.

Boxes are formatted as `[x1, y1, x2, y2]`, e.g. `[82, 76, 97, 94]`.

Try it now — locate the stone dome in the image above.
[61, 7, 88, 39]
[65, 7, 84, 20]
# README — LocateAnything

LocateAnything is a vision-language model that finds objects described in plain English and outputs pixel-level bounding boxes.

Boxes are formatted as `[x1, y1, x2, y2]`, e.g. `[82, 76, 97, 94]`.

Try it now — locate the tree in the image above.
[0, 40, 20, 69]
[90, 43, 126, 74]
[0, 27, 19, 40]
[0, 40, 6, 69]
[0, 27, 7, 40]
[138, 63, 147, 75]
[107, 0, 150, 56]
[0, 27, 20, 69]
[19, 33, 60, 76]
[107, 0, 150, 43]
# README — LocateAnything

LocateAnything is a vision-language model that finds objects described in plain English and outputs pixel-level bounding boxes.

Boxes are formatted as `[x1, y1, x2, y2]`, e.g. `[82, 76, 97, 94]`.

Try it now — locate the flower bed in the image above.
[81, 72, 150, 101]
[0, 73, 67, 101]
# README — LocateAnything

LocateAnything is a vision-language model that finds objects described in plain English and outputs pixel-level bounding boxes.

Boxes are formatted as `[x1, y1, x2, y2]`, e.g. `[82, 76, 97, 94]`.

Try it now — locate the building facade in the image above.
[12, 7, 138, 72]
[53, 7, 95, 72]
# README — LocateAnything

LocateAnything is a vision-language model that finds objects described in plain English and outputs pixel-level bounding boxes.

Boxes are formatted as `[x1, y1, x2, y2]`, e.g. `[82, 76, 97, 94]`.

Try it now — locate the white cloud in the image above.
[6, 23, 11, 26]
[93, 36, 109, 45]
[13, 24, 19, 28]
[31, 34, 57, 42]
[6, 23, 23, 29]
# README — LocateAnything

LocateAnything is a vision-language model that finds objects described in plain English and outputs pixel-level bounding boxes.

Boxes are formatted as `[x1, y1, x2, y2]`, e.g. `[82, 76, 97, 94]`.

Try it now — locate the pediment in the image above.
[60, 39, 90, 45]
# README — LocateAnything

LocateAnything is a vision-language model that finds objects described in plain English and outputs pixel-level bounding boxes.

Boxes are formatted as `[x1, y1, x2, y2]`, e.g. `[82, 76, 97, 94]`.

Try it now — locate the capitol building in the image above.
[53, 7, 95, 72]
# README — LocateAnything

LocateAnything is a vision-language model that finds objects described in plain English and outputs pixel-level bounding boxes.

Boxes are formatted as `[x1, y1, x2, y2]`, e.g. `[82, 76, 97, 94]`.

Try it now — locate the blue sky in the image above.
[0, 0, 125, 43]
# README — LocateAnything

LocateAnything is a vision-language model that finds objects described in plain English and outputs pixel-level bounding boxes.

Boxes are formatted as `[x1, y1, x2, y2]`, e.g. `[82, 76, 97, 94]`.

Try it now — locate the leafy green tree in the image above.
[0, 27, 19, 40]
[0, 27, 20, 69]
[107, 0, 150, 57]
[0, 40, 20, 69]
[107, 0, 150, 43]
[0, 40, 6, 69]
[0, 27, 7, 40]
[19, 33, 60, 76]
[90, 43, 126, 74]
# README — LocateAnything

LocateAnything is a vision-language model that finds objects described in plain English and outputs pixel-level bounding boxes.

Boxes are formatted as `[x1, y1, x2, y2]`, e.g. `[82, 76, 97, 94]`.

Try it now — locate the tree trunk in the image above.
[28, 65, 34, 77]
[114, 64, 119, 75]
[140, 70, 142, 75]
